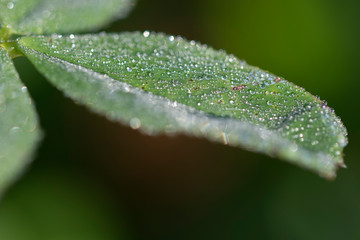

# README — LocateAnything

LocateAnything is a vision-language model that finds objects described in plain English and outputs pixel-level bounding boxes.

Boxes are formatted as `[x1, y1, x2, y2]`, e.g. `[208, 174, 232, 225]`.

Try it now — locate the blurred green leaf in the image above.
[200, 0, 349, 100]
[0, 0, 135, 35]
[0, 47, 41, 196]
[18, 32, 347, 178]
[0, 171, 128, 240]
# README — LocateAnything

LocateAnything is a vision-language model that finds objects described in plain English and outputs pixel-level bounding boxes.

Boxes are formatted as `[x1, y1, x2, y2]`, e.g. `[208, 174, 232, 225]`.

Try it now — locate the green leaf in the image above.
[17, 32, 347, 179]
[0, 0, 135, 35]
[0, 47, 41, 195]
[0, 171, 130, 240]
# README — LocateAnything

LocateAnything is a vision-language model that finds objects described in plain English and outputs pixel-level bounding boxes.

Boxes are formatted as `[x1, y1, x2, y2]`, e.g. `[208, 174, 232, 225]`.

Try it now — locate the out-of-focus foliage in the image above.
[0, 48, 41, 196]
[0, 0, 135, 34]
[0, 170, 129, 240]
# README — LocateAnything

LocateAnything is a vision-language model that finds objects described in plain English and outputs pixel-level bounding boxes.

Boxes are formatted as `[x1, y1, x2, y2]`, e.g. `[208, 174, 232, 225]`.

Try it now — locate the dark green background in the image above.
[0, 0, 359, 239]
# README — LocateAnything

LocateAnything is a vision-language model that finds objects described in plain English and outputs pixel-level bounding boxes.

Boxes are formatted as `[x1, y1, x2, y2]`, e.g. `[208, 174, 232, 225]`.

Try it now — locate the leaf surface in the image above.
[18, 32, 348, 178]
[0, 0, 135, 34]
[0, 47, 41, 195]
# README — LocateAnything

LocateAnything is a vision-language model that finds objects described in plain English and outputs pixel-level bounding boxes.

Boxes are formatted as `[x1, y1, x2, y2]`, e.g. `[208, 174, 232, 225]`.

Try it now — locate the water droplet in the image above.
[130, 118, 141, 129]
[143, 31, 150, 38]
[337, 135, 347, 147]
[311, 140, 319, 146]
[221, 132, 229, 145]
[10, 126, 20, 133]
[290, 145, 298, 152]
[7, 2, 14, 9]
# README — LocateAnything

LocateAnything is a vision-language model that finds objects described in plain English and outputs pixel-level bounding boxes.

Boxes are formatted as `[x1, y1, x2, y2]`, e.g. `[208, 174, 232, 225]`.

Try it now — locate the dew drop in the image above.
[130, 118, 141, 129]
[10, 126, 20, 133]
[290, 145, 298, 152]
[7, 2, 14, 9]
[143, 31, 150, 38]
[221, 132, 229, 145]
[337, 135, 347, 147]
[311, 140, 319, 146]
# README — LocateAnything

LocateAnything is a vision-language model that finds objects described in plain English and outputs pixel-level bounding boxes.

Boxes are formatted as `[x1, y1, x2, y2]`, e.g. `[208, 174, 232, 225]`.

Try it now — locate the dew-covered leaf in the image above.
[17, 32, 347, 178]
[0, 0, 135, 35]
[0, 47, 41, 196]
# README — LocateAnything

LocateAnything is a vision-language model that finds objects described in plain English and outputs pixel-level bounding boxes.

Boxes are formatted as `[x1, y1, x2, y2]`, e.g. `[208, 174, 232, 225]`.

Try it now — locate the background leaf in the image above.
[0, 47, 41, 196]
[0, 169, 130, 240]
[0, 0, 135, 35]
[18, 32, 347, 178]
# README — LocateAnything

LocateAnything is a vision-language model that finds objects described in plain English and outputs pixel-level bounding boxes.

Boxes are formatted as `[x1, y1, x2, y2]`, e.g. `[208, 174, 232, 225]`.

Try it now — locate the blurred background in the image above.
[0, 0, 359, 239]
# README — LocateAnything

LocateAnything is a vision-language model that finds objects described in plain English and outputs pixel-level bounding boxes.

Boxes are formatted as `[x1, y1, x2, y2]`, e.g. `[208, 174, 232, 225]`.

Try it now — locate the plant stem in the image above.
[0, 27, 23, 59]
[0, 26, 12, 43]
